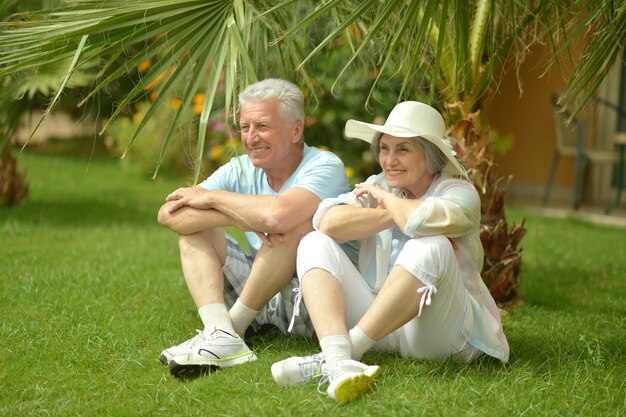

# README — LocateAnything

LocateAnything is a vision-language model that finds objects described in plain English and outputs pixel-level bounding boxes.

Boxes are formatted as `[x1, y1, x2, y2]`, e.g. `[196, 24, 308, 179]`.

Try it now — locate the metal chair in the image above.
[543, 94, 621, 209]
[595, 98, 626, 213]
[607, 132, 626, 213]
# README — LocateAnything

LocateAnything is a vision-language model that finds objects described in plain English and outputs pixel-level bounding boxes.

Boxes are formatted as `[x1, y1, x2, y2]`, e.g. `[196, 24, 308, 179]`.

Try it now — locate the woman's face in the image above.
[378, 134, 434, 198]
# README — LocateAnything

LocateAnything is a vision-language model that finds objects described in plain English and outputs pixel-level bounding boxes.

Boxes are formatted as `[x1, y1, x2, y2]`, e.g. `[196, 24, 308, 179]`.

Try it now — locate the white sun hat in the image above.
[344, 101, 466, 176]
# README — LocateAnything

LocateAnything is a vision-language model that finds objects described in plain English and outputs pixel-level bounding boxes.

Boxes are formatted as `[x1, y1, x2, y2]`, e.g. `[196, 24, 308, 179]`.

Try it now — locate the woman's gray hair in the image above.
[239, 78, 305, 128]
[371, 133, 448, 175]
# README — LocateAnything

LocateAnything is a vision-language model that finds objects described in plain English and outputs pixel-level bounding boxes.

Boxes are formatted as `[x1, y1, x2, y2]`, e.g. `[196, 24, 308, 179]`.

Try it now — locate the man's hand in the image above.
[254, 231, 286, 247]
[161, 186, 320, 236]
[165, 186, 212, 213]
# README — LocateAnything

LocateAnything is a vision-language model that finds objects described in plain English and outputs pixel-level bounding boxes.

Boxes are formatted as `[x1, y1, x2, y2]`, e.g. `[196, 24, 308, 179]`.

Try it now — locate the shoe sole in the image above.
[330, 365, 381, 404]
[168, 362, 218, 378]
[168, 352, 258, 378]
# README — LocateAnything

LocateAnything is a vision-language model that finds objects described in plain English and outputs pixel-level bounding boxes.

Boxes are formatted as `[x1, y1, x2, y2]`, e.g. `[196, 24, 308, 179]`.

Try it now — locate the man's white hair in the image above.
[239, 78, 305, 127]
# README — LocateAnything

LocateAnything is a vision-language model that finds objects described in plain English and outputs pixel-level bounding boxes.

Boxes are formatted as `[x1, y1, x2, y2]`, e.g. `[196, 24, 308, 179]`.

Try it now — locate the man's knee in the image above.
[157, 202, 177, 228]
[178, 228, 227, 264]
[268, 221, 314, 249]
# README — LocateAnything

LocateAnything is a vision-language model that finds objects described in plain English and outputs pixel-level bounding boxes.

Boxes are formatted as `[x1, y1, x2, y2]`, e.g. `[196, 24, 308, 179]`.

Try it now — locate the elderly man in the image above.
[157, 78, 350, 377]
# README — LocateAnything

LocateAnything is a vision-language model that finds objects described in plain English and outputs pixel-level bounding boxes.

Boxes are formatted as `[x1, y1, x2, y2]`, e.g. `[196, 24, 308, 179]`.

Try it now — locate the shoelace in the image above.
[204, 327, 239, 341]
[316, 361, 348, 395]
[185, 329, 207, 347]
[287, 286, 302, 333]
[417, 284, 437, 317]
[316, 364, 333, 394]
[298, 353, 324, 381]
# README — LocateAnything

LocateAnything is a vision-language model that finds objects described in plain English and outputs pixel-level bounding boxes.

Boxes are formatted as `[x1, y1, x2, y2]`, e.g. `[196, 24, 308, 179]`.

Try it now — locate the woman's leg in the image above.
[357, 266, 423, 340]
[282, 231, 380, 403]
[355, 236, 479, 362]
[301, 268, 348, 338]
[296, 232, 375, 341]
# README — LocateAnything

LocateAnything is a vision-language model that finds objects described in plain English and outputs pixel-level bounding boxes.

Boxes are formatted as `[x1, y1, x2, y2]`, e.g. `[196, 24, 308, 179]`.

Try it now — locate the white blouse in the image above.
[312, 172, 510, 363]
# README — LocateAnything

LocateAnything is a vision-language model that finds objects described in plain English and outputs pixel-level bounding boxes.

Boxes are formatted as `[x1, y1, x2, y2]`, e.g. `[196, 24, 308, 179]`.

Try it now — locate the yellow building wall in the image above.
[488, 44, 576, 201]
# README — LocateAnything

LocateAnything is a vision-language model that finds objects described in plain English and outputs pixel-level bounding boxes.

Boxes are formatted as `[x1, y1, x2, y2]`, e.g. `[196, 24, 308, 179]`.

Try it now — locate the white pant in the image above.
[297, 231, 480, 362]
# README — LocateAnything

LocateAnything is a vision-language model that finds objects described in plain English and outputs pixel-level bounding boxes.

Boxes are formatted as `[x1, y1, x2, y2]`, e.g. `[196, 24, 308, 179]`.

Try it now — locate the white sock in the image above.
[349, 326, 376, 360]
[229, 299, 259, 338]
[319, 335, 351, 368]
[198, 303, 235, 334]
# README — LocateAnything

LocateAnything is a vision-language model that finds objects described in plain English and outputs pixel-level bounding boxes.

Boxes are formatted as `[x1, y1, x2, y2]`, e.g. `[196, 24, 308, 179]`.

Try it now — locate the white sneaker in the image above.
[168, 328, 257, 377]
[159, 329, 205, 364]
[322, 359, 380, 404]
[271, 353, 324, 387]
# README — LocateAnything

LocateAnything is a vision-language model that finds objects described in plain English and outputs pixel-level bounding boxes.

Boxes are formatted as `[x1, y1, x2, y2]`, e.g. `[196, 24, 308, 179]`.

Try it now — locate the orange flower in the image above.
[193, 93, 205, 105]
[168, 98, 182, 110]
[144, 71, 167, 91]
[329, 38, 346, 48]
[345, 166, 354, 179]
[210, 144, 224, 161]
[305, 116, 317, 127]
[137, 58, 152, 73]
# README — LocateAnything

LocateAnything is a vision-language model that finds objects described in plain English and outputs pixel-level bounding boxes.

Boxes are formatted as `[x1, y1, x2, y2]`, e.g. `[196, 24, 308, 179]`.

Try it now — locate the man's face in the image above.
[238, 99, 301, 171]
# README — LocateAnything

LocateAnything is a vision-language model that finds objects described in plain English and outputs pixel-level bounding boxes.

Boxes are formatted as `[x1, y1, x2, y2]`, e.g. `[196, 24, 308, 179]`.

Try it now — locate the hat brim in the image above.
[345, 120, 418, 143]
[344, 120, 465, 176]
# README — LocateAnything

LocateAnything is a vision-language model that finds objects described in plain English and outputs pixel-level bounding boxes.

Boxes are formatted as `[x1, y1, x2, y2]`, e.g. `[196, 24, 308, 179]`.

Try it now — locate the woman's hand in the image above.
[355, 182, 425, 232]
[353, 183, 394, 209]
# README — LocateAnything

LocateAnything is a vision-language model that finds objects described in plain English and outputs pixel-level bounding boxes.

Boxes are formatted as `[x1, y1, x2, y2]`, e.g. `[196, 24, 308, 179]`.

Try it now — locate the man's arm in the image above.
[201, 188, 320, 233]
[157, 202, 244, 235]
[159, 186, 321, 235]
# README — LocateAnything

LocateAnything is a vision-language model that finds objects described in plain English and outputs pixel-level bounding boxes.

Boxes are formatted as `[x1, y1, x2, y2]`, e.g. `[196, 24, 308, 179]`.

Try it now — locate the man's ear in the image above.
[291, 120, 304, 144]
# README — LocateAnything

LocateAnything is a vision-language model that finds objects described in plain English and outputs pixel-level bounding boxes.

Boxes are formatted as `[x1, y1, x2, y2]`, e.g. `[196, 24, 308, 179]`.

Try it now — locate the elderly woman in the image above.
[271, 101, 510, 404]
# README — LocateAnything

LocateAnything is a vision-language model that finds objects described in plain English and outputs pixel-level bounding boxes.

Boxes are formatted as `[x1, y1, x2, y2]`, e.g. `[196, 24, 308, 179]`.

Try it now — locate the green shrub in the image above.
[104, 99, 242, 181]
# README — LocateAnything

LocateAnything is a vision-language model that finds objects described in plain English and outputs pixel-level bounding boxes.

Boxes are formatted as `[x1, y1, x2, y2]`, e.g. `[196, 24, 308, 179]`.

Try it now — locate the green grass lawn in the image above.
[1, 151, 625, 416]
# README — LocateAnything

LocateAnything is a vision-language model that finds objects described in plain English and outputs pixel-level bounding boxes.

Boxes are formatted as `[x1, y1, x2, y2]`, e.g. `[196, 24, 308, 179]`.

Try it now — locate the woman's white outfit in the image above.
[296, 172, 510, 363]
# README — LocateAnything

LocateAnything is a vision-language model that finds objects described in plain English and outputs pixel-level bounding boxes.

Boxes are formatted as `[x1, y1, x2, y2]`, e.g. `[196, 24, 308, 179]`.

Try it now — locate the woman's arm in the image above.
[378, 193, 423, 232]
[317, 205, 395, 243]
[403, 182, 480, 238]
[352, 183, 423, 232]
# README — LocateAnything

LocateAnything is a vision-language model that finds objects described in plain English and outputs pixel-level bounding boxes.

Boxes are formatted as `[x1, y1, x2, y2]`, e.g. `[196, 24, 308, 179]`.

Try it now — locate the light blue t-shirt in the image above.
[199, 144, 350, 255]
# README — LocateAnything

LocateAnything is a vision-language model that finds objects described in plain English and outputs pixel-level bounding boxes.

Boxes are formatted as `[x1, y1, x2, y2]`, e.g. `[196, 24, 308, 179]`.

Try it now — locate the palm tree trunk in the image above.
[450, 115, 526, 305]
[0, 145, 29, 206]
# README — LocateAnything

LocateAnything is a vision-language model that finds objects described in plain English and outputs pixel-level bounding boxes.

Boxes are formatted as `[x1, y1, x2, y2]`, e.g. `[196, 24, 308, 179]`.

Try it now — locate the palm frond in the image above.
[559, 2, 626, 117]
[272, 0, 621, 122]
[22, 34, 88, 149]
[0, 0, 622, 177]
[468, 0, 490, 81]
[0, 0, 311, 180]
